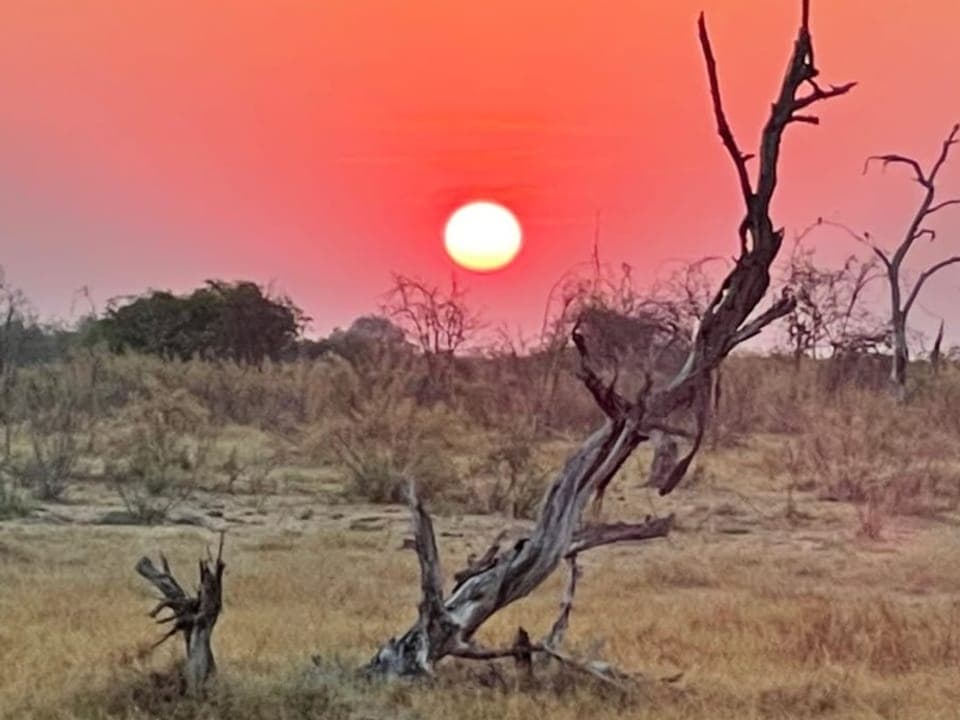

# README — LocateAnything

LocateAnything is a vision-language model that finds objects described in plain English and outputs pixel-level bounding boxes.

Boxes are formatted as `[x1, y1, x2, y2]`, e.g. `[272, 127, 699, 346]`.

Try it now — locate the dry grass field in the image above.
[3, 408, 960, 720]
[0, 358, 960, 720]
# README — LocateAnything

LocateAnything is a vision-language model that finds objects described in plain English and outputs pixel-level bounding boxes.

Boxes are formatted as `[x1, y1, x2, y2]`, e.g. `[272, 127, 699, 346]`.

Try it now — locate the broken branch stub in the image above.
[365, 0, 852, 678]
[135, 533, 225, 694]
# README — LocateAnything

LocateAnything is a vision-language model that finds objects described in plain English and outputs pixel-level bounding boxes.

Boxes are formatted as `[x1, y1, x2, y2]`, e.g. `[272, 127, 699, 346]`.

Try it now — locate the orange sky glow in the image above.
[2, 0, 959, 343]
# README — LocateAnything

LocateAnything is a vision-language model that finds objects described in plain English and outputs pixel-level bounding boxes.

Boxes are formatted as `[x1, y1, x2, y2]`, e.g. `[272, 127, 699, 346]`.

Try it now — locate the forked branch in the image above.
[903, 256, 960, 315]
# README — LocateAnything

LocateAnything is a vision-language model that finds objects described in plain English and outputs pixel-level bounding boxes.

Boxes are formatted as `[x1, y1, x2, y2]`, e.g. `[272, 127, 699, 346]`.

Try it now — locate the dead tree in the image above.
[780, 230, 886, 364]
[364, 0, 852, 678]
[135, 534, 225, 694]
[383, 274, 484, 402]
[860, 125, 960, 398]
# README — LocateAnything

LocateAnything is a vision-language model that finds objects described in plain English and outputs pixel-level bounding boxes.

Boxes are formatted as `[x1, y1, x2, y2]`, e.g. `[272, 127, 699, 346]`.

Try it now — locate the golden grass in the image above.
[3, 356, 960, 718]
[3, 490, 960, 720]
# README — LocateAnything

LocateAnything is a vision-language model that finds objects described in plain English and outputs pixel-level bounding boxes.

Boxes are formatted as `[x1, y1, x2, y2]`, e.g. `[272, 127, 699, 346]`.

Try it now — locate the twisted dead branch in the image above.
[364, 0, 852, 679]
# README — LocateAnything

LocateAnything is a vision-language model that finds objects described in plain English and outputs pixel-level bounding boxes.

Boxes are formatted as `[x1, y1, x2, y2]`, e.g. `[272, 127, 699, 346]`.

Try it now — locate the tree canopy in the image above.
[97, 281, 308, 364]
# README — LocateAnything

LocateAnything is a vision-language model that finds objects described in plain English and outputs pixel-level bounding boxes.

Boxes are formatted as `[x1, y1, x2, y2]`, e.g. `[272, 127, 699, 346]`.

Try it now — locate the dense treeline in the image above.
[2, 279, 310, 367]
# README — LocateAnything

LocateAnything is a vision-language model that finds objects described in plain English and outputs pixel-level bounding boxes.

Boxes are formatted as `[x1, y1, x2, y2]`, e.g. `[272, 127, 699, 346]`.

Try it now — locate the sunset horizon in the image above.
[3, 0, 959, 345]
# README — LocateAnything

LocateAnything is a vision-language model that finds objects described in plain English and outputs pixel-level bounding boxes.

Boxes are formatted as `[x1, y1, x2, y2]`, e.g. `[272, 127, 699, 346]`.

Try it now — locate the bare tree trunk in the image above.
[135, 534, 225, 694]
[3, 417, 11, 464]
[363, 0, 853, 678]
[857, 124, 960, 399]
[931, 320, 945, 375]
[890, 310, 909, 400]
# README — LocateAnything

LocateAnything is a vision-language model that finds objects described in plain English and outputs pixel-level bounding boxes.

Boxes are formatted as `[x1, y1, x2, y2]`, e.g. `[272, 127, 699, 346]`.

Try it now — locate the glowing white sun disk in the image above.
[444, 201, 522, 272]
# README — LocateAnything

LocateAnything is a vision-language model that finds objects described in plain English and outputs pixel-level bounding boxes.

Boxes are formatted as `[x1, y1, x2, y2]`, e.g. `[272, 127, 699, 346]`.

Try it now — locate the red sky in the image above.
[2, 0, 959, 343]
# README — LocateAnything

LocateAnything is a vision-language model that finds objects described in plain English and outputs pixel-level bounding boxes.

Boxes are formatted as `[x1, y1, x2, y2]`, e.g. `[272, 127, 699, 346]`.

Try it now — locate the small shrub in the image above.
[325, 352, 467, 505]
[7, 367, 87, 501]
[478, 434, 550, 519]
[0, 478, 30, 519]
[217, 445, 283, 495]
[16, 431, 79, 501]
[764, 384, 960, 530]
[334, 421, 461, 505]
[106, 389, 214, 524]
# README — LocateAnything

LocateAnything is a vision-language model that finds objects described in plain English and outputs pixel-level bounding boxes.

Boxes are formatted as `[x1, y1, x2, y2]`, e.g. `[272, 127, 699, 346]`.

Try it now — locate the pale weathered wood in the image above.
[544, 557, 581, 650]
[136, 533, 225, 694]
[567, 515, 675, 557]
[365, 0, 852, 678]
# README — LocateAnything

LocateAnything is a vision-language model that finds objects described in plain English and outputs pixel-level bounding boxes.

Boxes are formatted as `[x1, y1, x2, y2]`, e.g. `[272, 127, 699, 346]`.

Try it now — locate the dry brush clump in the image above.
[316, 349, 469, 506]
[329, 400, 465, 506]
[0, 476, 29, 519]
[474, 431, 552, 519]
[760, 372, 960, 536]
[1, 357, 106, 501]
[782, 597, 960, 674]
[104, 388, 218, 523]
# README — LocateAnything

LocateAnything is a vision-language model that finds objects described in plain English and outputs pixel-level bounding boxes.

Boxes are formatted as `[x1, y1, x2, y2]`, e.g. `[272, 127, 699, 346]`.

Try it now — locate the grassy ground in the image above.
[3, 437, 960, 720]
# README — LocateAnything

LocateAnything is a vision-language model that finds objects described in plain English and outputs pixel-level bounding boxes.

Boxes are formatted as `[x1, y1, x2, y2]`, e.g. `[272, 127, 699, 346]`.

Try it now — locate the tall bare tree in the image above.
[364, 0, 852, 678]
[822, 125, 960, 398]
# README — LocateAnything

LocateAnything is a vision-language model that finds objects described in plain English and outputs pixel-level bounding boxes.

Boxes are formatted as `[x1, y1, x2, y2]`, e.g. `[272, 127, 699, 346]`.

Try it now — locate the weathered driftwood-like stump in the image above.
[365, 0, 853, 680]
[135, 534, 225, 694]
[367, 481, 673, 682]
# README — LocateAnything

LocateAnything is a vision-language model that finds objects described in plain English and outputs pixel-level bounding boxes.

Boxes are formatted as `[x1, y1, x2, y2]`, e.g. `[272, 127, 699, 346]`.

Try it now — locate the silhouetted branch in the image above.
[728, 291, 797, 349]
[698, 13, 753, 208]
[864, 154, 926, 184]
[925, 198, 960, 216]
[904, 256, 960, 315]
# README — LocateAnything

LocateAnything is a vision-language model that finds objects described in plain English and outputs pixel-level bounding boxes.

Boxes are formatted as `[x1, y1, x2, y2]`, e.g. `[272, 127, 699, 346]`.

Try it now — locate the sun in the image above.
[444, 201, 522, 272]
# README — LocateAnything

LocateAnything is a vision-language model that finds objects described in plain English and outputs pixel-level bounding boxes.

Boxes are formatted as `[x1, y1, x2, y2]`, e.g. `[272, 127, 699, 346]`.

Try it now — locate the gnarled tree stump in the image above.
[135, 533, 225, 694]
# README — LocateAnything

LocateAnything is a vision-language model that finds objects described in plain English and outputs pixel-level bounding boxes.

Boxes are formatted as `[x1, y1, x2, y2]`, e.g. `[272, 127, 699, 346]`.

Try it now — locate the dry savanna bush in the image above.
[2, 349, 960, 526]
[2, 347, 960, 720]
[730, 360, 960, 536]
